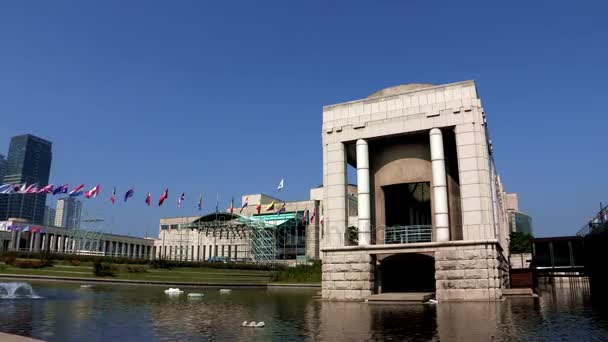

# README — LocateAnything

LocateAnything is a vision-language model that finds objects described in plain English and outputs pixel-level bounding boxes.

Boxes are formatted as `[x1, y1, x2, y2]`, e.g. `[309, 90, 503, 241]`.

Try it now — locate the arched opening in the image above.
[380, 253, 435, 293]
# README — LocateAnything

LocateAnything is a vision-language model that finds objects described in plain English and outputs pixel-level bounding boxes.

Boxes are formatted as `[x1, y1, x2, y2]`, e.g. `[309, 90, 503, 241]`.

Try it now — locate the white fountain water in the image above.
[0, 282, 42, 299]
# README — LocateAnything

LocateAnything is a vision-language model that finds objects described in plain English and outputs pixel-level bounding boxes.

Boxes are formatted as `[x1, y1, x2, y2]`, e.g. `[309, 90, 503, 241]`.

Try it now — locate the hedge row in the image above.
[0, 251, 284, 271]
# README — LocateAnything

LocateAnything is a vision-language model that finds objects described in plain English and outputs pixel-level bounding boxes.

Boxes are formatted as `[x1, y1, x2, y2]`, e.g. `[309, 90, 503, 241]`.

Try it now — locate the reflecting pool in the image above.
[0, 280, 607, 341]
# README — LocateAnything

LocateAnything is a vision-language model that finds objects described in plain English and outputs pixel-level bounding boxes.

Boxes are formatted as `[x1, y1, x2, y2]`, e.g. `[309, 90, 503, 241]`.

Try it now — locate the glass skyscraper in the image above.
[0, 154, 7, 182]
[0, 134, 53, 223]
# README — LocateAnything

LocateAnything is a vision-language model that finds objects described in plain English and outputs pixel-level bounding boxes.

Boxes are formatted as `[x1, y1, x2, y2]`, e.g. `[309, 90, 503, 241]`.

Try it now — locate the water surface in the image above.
[0, 280, 607, 341]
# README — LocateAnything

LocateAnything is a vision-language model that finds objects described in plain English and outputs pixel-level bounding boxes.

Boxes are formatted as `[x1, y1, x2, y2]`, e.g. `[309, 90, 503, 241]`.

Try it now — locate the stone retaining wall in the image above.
[435, 244, 506, 301]
[321, 252, 374, 300]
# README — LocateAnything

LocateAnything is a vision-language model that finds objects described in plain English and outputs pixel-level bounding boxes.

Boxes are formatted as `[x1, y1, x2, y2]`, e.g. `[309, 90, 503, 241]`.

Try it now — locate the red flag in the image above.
[310, 208, 317, 222]
[110, 187, 116, 204]
[256, 203, 261, 215]
[301, 208, 308, 224]
[158, 188, 169, 206]
[145, 192, 151, 207]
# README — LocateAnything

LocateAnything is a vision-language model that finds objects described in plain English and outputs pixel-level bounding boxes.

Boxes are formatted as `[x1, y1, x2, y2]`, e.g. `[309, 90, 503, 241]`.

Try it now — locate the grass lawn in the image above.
[0, 261, 272, 284]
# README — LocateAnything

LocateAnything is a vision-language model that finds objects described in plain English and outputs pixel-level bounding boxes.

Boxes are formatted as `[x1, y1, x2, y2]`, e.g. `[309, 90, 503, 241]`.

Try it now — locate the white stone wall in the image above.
[154, 229, 251, 261]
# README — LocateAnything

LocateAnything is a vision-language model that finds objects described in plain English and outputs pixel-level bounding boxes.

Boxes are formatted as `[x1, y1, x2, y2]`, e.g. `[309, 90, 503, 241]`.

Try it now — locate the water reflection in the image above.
[0, 280, 607, 341]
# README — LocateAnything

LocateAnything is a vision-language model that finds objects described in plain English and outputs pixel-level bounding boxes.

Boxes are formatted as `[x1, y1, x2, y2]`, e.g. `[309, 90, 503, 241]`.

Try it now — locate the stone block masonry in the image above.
[322, 241, 508, 301]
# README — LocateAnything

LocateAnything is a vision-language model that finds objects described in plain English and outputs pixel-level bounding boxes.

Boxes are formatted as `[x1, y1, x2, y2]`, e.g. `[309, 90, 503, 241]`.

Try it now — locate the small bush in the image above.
[150, 259, 173, 270]
[125, 265, 148, 273]
[93, 261, 118, 277]
[12, 259, 54, 269]
[63, 259, 81, 266]
[1, 254, 17, 265]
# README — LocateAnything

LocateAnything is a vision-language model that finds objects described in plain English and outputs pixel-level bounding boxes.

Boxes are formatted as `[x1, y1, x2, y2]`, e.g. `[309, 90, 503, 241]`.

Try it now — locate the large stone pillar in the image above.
[10, 230, 17, 251]
[356, 139, 371, 245]
[324, 142, 347, 247]
[430, 128, 450, 242]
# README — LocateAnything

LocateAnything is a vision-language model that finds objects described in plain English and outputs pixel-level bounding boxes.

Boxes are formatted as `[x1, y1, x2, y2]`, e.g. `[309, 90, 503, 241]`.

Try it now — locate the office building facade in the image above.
[0, 135, 53, 223]
[55, 197, 82, 229]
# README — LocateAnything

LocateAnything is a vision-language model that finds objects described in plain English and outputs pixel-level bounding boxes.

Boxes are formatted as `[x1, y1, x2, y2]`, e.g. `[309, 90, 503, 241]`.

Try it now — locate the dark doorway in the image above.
[383, 182, 431, 227]
[381, 253, 435, 292]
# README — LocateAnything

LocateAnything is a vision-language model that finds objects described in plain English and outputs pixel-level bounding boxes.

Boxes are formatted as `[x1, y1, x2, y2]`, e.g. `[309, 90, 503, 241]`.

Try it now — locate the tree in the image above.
[509, 231, 533, 254]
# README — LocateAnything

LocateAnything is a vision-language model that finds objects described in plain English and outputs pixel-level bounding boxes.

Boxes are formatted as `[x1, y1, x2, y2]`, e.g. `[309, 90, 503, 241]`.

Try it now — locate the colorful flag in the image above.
[310, 207, 317, 222]
[301, 208, 309, 224]
[215, 193, 219, 212]
[320, 215, 324, 225]
[293, 208, 298, 219]
[277, 202, 285, 214]
[110, 187, 116, 204]
[84, 184, 100, 198]
[177, 193, 185, 208]
[24, 184, 39, 194]
[53, 184, 69, 195]
[277, 179, 284, 191]
[256, 202, 262, 215]
[124, 187, 134, 202]
[145, 192, 151, 206]
[0, 184, 13, 194]
[15, 183, 27, 193]
[265, 200, 275, 212]
[158, 188, 169, 206]
[22, 226, 30, 232]
[240, 196, 248, 214]
[37, 184, 53, 194]
[198, 194, 203, 211]
[229, 197, 234, 214]
[69, 184, 85, 197]
[30, 226, 38, 233]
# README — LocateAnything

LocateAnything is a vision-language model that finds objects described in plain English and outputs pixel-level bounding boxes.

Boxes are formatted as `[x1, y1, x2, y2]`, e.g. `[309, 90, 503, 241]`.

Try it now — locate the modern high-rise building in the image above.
[0, 134, 53, 223]
[55, 197, 82, 229]
[0, 153, 7, 182]
[43, 206, 56, 227]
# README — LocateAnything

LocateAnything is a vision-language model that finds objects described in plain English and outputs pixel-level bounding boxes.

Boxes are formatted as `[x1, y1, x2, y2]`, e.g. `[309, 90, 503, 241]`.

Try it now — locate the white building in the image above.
[55, 197, 82, 229]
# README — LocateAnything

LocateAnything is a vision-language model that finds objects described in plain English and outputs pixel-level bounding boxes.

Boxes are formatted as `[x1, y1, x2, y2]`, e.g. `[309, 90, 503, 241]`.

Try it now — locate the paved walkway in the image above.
[0, 332, 44, 342]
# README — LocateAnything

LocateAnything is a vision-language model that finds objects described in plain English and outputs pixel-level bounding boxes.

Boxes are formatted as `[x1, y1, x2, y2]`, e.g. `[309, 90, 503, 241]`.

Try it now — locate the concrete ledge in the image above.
[366, 292, 434, 303]
[0, 274, 319, 288]
[322, 239, 500, 253]
[0, 332, 44, 342]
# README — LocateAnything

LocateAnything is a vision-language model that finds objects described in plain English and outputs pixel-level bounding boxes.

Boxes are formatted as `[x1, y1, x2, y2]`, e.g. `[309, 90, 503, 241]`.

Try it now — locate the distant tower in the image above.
[43, 206, 56, 226]
[0, 153, 7, 182]
[55, 197, 82, 229]
[0, 134, 53, 223]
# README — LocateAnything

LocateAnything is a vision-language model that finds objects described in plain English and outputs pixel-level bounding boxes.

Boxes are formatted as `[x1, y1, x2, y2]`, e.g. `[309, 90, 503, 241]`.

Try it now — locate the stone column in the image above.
[10, 230, 17, 251]
[28, 232, 35, 251]
[356, 139, 371, 245]
[324, 142, 348, 247]
[430, 128, 450, 242]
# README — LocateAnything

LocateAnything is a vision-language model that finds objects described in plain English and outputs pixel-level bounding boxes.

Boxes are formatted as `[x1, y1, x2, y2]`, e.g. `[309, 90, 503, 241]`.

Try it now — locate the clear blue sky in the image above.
[1, 1, 606, 237]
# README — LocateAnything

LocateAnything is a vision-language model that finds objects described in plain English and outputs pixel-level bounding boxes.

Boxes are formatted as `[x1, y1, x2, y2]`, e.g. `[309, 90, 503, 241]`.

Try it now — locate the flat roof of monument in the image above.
[323, 79, 476, 109]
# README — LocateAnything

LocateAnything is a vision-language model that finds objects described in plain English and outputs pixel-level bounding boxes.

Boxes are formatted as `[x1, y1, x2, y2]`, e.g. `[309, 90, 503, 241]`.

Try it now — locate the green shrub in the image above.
[125, 265, 148, 273]
[1, 254, 17, 265]
[93, 261, 118, 277]
[12, 259, 54, 269]
[63, 259, 81, 266]
[271, 260, 321, 283]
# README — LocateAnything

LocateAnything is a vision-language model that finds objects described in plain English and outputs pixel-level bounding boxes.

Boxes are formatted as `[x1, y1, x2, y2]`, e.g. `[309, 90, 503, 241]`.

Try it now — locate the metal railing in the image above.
[384, 225, 432, 244]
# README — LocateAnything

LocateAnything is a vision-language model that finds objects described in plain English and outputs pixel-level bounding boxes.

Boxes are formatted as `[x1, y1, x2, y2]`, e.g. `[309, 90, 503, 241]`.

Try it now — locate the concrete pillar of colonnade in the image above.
[430, 128, 450, 242]
[356, 139, 371, 246]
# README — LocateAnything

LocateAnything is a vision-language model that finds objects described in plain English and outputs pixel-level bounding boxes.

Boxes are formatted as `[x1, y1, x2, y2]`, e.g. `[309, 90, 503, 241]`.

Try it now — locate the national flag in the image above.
[265, 200, 275, 212]
[69, 184, 85, 197]
[110, 187, 116, 204]
[256, 202, 262, 215]
[24, 184, 39, 194]
[124, 187, 135, 202]
[198, 194, 203, 211]
[22, 226, 30, 232]
[37, 184, 54, 194]
[158, 188, 169, 206]
[215, 193, 219, 212]
[0, 184, 14, 194]
[145, 192, 151, 206]
[240, 197, 248, 214]
[84, 184, 100, 198]
[177, 193, 185, 208]
[310, 208, 317, 222]
[320, 215, 324, 225]
[30, 226, 38, 233]
[53, 184, 69, 195]
[229, 197, 234, 214]
[277, 179, 284, 191]
[15, 183, 27, 193]
[301, 208, 309, 224]
[277, 202, 286, 214]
